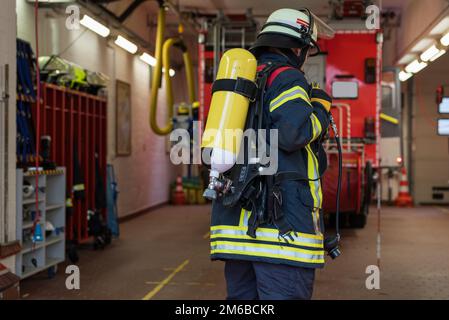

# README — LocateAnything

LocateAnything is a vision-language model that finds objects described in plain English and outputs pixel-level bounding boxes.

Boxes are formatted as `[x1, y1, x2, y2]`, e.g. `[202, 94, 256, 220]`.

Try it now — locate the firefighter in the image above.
[209, 8, 333, 300]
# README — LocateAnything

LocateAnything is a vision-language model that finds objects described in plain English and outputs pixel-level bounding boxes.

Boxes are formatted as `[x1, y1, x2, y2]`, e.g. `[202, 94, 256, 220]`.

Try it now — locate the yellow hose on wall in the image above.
[150, 4, 196, 136]
[149, 5, 169, 135]
[182, 50, 196, 105]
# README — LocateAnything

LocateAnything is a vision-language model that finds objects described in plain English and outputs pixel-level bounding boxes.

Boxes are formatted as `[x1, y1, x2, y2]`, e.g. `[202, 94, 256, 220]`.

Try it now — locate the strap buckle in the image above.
[211, 77, 258, 102]
[235, 77, 258, 102]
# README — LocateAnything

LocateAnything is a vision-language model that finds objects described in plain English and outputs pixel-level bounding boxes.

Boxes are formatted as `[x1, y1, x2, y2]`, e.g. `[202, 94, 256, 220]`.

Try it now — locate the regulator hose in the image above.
[325, 114, 342, 259]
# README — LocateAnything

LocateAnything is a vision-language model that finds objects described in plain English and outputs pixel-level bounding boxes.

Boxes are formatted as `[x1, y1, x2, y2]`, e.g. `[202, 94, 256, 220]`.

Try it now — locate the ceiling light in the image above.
[405, 60, 428, 74]
[397, 53, 416, 66]
[114, 35, 138, 54]
[399, 71, 413, 82]
[139, 53, 156, 66]
[430, 16, 449, 35]
[420, 45, 440, 61]
[27, 0, 73, 2]
[80, 14, 110, 38]
[411, 38, 434, 52]
[441, 31, 449, 46]
[429, 49, 447, 62]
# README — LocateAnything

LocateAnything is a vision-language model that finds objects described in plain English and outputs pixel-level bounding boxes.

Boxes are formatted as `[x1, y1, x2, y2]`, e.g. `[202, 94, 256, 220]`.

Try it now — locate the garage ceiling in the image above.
[101, 0, 413, 56]
[171, 0, 410, 16]
[107, 0, 412, 19]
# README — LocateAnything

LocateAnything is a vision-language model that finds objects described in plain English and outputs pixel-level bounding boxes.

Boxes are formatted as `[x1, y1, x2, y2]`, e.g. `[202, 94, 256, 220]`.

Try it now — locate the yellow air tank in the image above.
[202, 49, 257, 199]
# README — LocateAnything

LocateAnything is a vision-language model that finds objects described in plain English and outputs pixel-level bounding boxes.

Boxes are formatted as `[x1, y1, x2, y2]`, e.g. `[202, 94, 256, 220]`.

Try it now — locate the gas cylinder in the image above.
[201, 48, 257, 200]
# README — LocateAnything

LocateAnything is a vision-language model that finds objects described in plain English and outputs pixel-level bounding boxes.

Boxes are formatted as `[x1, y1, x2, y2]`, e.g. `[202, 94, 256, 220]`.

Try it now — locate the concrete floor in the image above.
[20, 205, 449, 300]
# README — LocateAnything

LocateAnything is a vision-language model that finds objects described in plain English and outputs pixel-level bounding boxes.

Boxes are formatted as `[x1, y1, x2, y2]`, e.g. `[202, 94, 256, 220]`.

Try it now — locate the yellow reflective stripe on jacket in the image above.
[269, 86, 311, 112]
[310, 114, 323, 142]
[211, 224, 323, 240]
[239, 209, 249, 227]
[211, 240, 325, 264]
[311, 97, 331, 111]
[211, 226, 323, 248]
[305, 145, 323, 235]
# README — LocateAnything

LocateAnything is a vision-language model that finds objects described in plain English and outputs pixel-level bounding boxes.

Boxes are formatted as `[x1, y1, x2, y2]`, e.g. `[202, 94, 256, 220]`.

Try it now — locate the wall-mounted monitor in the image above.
[332, 81, 359, 99]
[437, 119, 449, 136]
[438, 97, 449, 114]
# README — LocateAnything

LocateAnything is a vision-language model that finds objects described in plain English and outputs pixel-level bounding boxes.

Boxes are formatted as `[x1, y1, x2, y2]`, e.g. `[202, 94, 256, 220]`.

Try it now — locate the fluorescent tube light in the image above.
[27, 0, 73, 3]
[139, 53, 157, 66]
[431, 17, 449, 35]
[411, 38, 434, 52]
[115, 35, 138, 54]
[429, 49, 447, 62]
[80, 14, 110, 38]
[437, 119, 449, 136]
[405, 60, 428, 74]
[399, 71, 413, 82]
[441, 31, 449, 46]
[420, 45, 440, 62]
[397, 53, 416, 66]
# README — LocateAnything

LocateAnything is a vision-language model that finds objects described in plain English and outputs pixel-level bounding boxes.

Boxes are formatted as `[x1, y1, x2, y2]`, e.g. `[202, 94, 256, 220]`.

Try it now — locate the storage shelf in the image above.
[23, 198, 44, 205]
[45, 234, 64, 246]
[22, 221, 43, 230]
[21, 241, 45, 254]
[16, 168, 66, 279]
[46, 203, 65, 211]
[21, 258, 64, 279]
[36, 83, 107, 242]
[22, 265, 46, 279]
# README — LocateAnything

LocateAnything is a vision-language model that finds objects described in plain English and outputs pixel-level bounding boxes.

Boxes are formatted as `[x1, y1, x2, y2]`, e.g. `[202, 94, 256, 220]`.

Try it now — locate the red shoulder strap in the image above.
[257, 64, 296, 87]
[257, 64, 296, 88]
[267, 66, 295, 87]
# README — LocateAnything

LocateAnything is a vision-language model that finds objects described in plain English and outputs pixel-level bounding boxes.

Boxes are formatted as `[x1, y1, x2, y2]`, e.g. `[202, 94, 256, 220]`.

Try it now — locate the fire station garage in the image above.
[1, 0, 449, 302]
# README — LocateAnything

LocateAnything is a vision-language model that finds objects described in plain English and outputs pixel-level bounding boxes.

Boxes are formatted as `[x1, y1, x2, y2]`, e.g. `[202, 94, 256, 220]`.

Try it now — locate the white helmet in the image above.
[250, 8, 320, 58]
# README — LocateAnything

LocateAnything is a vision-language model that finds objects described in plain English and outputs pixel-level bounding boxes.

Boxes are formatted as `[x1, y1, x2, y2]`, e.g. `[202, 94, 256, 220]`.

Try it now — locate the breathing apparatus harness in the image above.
[211, 8, 341, 258]
[209, 60, 342, 259]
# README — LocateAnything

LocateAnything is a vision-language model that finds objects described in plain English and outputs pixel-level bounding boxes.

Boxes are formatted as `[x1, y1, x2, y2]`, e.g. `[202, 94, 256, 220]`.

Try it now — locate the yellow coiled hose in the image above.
[150, 5, 196, 135]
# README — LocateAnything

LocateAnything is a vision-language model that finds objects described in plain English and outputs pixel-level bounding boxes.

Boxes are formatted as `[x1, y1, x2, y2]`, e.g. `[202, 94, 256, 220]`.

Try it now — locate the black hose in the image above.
[329, 114, 342, 241]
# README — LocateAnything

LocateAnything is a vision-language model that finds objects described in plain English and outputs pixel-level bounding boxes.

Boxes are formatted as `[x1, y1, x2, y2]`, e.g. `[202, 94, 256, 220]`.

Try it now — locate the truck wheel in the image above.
[349, 212, 367, 228]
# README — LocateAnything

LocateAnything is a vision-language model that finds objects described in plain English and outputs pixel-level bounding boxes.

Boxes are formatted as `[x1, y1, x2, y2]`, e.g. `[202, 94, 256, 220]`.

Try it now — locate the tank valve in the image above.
[203, 170, 220, 200]
[203, 170, 232, 200]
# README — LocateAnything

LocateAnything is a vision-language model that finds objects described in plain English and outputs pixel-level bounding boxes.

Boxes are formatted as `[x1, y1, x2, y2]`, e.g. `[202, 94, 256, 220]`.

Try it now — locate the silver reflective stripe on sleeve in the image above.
[269, 86, 312, 112]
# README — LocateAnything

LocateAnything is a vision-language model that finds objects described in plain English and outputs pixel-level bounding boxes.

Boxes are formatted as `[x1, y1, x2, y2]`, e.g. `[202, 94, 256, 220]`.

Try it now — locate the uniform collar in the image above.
[257, 50, 302, 70]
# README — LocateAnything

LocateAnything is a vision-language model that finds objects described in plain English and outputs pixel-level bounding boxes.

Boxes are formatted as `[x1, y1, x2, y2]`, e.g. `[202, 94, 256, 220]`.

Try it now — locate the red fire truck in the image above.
[313, 29, 383, 228]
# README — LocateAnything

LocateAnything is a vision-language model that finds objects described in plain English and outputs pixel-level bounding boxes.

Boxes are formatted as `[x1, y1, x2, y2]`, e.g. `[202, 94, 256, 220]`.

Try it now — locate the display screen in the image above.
[437, 119, 449, 136]
[332, 81, 359, 99]
[438, 97, 449, 114]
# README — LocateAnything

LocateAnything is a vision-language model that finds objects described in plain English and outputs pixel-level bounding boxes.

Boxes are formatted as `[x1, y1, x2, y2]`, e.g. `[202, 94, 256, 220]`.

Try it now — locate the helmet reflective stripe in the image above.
[259, 8, 318, 46]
